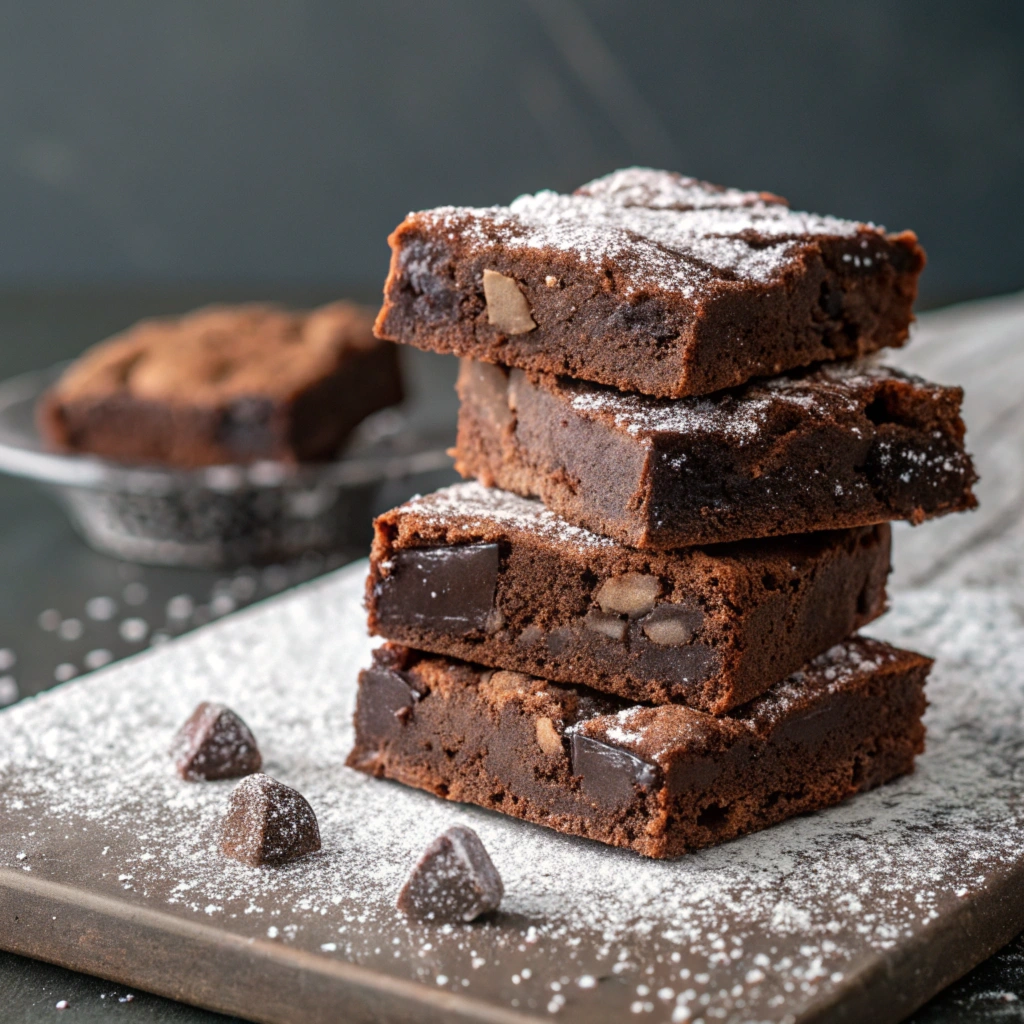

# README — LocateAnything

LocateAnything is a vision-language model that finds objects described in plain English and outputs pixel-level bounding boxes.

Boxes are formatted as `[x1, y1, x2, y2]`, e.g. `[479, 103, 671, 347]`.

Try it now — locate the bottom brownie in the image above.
[347, 639, 929, 859]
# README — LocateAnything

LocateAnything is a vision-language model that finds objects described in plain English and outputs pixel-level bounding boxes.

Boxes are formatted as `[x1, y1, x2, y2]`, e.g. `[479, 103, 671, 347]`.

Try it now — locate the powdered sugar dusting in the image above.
[1, 565, 1022, 1022]
[400, 480, 616, 549]
[418, 168, 883, 299]
[565, 362, 906, 440]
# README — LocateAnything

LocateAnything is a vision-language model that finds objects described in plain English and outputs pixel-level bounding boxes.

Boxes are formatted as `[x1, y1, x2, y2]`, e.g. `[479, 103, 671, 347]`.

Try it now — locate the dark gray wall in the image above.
[1, 0, 1021, 305]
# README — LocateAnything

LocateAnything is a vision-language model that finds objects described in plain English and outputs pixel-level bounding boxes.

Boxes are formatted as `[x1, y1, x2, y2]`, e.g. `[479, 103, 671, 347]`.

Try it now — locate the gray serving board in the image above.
[1, 558, 1024, 1024]
[3, 290, 1024, 1024]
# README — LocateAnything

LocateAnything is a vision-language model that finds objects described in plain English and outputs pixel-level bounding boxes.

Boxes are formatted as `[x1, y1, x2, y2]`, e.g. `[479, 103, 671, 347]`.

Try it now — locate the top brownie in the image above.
[40, 302, 402, 468]
[375, 168, 925, 398]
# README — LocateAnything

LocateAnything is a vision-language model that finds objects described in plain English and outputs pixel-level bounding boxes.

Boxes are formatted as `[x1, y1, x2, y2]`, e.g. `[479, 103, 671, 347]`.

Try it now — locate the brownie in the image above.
[374, 168, 925, 399]
[39, 302, 403, 468]
[367, 482, 891, 713]
[347, 638, 930, 859]
[454, 358, 977, 549]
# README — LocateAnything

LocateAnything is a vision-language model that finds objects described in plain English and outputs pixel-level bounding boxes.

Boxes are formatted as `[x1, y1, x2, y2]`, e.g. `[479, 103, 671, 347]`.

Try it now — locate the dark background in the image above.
[0, 0, 1022, 307]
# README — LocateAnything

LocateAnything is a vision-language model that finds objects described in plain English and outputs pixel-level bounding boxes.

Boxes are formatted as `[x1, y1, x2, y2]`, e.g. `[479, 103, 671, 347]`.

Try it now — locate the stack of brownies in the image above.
[347, 169, 977, 859]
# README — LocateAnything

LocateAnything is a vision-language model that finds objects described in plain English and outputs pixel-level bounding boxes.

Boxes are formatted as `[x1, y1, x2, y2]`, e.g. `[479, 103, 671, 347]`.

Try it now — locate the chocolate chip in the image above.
[170, 702, 261, 782]
[584, 609, 627, 641]
[354, 665, 420, 742]
[375, 544, 500, 636]
[629, 626, 721, 687]
[220, 773, 321, 867]
[482, 269, 536, 335]
[595, 573, 660, 618]
[640, 604, 704, 646]
[570, 732, 659, 811]
[397, 825, 503, 922]
[535, 716, 563, 756]
[573, 735, 659, 807]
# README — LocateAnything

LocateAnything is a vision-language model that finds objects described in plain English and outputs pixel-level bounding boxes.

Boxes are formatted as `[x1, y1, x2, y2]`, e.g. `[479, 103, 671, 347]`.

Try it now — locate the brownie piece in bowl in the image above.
[39, 302, 402, 468]
[375, 167, 925, 399]
[367, 482, 891, 713]
[347, 638, 930, 859]
[455, 359, 977, 550]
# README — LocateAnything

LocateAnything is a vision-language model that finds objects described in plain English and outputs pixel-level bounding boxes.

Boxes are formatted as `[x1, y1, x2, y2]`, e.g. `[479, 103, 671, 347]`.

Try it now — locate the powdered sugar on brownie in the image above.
[419, 169, 877, 298]
[564, 363, 913, 441]
[399, 481, 616, 550]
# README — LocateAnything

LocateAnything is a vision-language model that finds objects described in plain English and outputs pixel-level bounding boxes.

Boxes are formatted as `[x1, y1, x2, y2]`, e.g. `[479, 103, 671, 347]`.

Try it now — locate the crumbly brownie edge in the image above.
[374, 207, 924, 399]
[366, 483, 892, 712]
[346, 640, 930, 859]
[453, 360, 978, 549]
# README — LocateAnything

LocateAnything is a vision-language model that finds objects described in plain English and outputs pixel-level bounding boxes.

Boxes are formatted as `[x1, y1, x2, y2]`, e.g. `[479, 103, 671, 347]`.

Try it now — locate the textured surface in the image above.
[455, 359, 977, 549]
[377, 169, 925, 398]
[348, 637, 928, 858]
[40, 302, 403, 467]
[369, 482, 892, 712]
[0, 561, 1023, 1022]
[0, 288, 1023, 1021]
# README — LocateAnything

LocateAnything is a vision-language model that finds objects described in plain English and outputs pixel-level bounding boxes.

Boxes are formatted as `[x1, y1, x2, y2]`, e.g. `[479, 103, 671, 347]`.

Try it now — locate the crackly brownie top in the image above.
[574, 637, 929, 765]
[50, 302, 379, 407]
[547, 361, 964, 443]
[388, 481, 616, 551]
[399, 167, 908, 300]
[393, 635, 926, 771]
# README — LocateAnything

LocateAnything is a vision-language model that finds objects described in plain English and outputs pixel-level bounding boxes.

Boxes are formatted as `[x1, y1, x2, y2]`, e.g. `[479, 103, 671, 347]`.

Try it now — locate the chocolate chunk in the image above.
[396, 825, 503, 922]
[354, 666, 420, 742]
[375, 544, 500, 636]
[629, 627, 721, 686]
[482, 269, 536, 335]
[220, 773, 321, 867]
[639, 604, 704, 646]
[170, 702, 262, 782]
[570, 732, 659, 811]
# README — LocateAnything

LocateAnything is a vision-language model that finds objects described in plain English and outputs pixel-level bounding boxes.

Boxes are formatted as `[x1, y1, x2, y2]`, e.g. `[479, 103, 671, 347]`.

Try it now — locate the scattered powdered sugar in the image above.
[563, 361, 896, 441]
[418, 168, 884, 300]
[400, 480, 615, 549]
[1, 565, 1023, 1022]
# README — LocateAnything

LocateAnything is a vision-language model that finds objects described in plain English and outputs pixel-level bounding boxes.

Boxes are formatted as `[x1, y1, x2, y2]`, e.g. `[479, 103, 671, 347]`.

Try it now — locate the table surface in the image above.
[0, 287, 1022, 1023]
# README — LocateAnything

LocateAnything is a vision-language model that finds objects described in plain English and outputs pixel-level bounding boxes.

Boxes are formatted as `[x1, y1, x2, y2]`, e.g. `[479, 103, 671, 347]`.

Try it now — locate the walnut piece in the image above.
[489, 669, 532, 692]
[535, 717, 563, 756]
[595, 573, 660, 618]
[584, 609, 627, 641]
[483, 270, 537, 335]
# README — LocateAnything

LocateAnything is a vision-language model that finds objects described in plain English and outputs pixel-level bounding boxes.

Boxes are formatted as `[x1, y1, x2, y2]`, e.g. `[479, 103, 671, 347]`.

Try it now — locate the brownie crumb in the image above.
[170, 701, 261, 781]
[396, 825, 503, 922]
[220, 773, 321, 867]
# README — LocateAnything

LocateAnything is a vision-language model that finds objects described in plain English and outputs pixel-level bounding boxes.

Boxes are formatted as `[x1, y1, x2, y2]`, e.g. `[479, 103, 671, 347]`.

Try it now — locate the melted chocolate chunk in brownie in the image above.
[347, 639, 930, 859]
[367, 482, 892, 713]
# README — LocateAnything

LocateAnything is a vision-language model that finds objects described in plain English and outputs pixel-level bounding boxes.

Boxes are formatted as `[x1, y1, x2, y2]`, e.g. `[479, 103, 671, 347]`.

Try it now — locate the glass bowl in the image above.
[0, 365, 453, 568]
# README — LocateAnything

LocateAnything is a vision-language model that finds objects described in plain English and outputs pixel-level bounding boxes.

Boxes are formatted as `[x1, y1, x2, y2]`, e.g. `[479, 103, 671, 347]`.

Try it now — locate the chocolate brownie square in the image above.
[39, 302, 403, 468]
[346, 638, 930, 858]
[454, 359, 977, 549]
[375, 168, 925, 399]
[367, 482, 891, 713]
